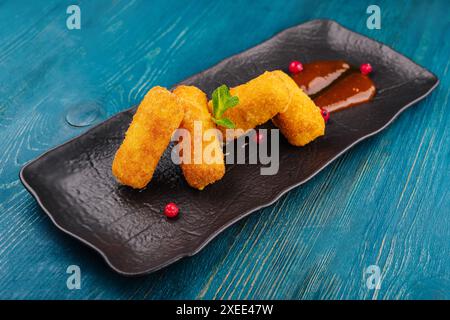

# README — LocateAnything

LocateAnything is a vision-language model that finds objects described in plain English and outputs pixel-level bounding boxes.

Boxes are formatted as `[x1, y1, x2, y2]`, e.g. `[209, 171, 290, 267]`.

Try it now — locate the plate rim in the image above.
[19, 19, 439, 276]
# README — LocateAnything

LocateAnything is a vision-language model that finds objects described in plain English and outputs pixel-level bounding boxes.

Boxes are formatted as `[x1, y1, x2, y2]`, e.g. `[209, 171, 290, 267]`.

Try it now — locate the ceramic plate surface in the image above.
[20, 20, 438, 275]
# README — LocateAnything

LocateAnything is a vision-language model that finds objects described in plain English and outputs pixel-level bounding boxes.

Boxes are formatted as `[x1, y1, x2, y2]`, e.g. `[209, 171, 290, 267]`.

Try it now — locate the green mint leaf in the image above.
[212, 85, 227, 118]
[211, 86, 221, 118]
[211, 84, 239, 120]
[224, 95, 239, 109]
[212, 117, 236, 129]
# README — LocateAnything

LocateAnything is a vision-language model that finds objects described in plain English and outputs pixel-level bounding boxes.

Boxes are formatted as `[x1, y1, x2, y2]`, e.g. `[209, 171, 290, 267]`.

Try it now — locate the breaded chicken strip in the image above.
[208, 71, 292, 140]
[112, 86, 184, 189]
[271, 71, 325, 146]
[173, 85, 225, 190]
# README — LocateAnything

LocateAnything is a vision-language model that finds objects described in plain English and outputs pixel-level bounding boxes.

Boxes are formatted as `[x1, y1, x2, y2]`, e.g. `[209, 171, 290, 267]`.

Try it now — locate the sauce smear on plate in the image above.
[292, 60, 376, 112]
[314, 71, 376, 112]
[292, 60, 350, 95]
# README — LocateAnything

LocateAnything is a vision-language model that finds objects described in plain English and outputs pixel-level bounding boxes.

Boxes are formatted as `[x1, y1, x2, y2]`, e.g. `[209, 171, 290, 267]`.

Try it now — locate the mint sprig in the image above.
[211, 85, 239, 129]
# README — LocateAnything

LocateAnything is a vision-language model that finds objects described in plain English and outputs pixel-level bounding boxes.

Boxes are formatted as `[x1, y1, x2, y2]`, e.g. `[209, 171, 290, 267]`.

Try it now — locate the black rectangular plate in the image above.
[20, 20, 438, 275]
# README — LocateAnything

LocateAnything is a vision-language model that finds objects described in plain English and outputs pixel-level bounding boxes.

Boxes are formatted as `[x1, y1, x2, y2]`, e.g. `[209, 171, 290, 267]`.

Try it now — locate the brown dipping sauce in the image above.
[292, 60, 376, 112]
[314, 71, 376, 112]
[292, 60, 350, 95]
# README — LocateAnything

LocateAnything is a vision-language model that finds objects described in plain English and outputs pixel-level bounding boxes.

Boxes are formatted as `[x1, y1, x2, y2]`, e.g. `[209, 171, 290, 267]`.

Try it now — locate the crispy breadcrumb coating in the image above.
[112, 86, 184, 189]
[208, 71, 292, 140]
[271, 70, 325, 146]
[173, 85, 225, 190]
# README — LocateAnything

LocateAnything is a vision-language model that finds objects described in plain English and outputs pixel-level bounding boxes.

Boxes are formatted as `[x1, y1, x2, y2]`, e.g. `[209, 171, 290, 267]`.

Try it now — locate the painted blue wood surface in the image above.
[0, 0, 449, 299]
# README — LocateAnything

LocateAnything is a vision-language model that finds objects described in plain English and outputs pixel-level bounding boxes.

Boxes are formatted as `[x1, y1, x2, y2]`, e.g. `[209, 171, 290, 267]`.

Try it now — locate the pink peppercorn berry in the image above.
[253, 131, 264, 144]
[164, 202, 179, 218]
[289, 60, 304, 74]
[360, 63, 373, 75]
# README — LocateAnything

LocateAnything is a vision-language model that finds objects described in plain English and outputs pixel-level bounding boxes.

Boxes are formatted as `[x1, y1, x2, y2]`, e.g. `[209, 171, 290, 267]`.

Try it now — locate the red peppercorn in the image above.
[289, 60, 303, 74]
[360, 63, 373, 75]
[320, 108, 329, 123]
[253, 131, 264, 144]
[164, 202, 179, 218]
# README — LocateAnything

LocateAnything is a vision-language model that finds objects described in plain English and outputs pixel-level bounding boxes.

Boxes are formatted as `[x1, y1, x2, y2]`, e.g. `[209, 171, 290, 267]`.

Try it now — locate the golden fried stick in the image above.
[112, 86, 184, 189]
[271, 70, 325, 146]
[173, 85, 225, 190]
[208, 71, 292, 140]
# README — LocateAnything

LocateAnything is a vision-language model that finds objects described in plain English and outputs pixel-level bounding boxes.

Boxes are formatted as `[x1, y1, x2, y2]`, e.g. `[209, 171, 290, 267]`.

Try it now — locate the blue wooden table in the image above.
[0, 0, 449, 299]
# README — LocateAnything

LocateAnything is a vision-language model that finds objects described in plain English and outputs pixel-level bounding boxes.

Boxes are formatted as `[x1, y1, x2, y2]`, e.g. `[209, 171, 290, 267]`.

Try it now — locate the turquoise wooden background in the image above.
[0, 0, 449, 299]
